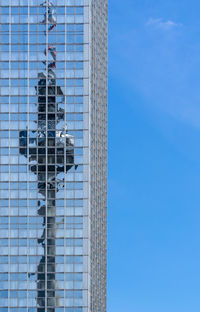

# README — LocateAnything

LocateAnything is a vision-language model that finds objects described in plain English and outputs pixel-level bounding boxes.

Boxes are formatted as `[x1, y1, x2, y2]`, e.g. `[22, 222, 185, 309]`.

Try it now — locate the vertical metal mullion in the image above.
[73, 7, 75, 304]
[45, 1, 48, 311]
[18, 12, 20, 306]
[73, 7, 76, 308]
[86, 0, 92, 310]
[64, 2, 67, 310]
[0, 3, 1, 206]
[27, 2, 30, 311]
[8, 2, 11, 312]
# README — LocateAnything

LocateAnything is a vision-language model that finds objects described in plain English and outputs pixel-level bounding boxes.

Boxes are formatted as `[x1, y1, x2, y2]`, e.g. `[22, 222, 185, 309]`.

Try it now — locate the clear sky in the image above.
[108, 1, 200, 311]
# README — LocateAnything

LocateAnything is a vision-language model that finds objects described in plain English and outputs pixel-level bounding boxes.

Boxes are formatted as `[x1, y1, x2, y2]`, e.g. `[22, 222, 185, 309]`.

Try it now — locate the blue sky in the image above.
[108, 1, 200, 311]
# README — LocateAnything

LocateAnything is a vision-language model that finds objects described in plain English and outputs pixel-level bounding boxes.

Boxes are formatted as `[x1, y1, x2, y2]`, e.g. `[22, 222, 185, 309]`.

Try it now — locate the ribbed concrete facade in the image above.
[89, 1, 108, 311]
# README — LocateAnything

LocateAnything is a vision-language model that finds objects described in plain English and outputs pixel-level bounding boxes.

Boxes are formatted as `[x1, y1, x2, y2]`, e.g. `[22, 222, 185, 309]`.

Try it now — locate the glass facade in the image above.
[0, 0, 107, 312]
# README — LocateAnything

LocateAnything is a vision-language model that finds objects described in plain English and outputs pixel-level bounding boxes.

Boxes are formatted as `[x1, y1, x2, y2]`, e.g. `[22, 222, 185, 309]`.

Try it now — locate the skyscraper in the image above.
[0, 1, 107, 312]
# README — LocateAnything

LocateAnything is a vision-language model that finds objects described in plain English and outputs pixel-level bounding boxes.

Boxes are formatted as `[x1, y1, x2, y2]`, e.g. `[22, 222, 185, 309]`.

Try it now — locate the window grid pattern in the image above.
[0, 1, 89, 312]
